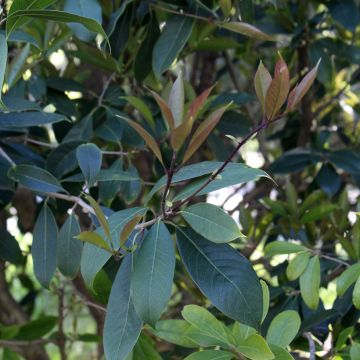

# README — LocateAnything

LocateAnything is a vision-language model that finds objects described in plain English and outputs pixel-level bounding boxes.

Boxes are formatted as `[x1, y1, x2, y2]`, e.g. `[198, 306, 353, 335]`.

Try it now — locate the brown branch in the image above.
[304, 332, 316, 360]
[161, 152, 177, 218]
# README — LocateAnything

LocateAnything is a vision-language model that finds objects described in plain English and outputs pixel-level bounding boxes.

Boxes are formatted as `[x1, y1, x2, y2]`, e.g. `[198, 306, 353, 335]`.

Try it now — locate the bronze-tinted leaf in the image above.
[182, 103, 231, 164]
[171, 85, 215, 151]
[265, 57, 290, 120]
[286, 59, 320, 112]
[76, 231, 112, 252]
[254, 61, 272, 113]
[120, 216, 142, 245]
[85, 194, 110, 239]
[121, 117, 164, 165]
[220, 21, 274, 41]
[150, 90, 175, 130]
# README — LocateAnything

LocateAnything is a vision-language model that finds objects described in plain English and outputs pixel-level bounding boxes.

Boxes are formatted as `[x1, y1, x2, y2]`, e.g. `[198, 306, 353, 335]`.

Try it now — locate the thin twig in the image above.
[0, 339, 54, 346]
[150, 3, 213, 23]
[304, 332, 316, 360]
[98, 72, 116, 107]
[320, 254, 350, 267]
[26, 138, 57, 148]
[45, 192, 95, 215]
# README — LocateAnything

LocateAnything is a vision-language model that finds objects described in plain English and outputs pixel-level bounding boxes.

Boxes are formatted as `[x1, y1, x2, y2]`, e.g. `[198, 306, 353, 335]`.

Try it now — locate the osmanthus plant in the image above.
[6, 51, 319, 359]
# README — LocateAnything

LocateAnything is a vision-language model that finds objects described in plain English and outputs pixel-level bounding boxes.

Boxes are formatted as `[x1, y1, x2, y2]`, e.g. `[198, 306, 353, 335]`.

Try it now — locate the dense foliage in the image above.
[0, 0, 360, 359]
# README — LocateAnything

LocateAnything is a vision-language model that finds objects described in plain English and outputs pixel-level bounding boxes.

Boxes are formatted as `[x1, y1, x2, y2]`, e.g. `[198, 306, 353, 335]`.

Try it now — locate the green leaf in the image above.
[0, 33, 7, 110]
[133, 333, 162, 360]
[76, 143, 102, 187]
[63, 0, 102, 41]
[6, 0, 56, 37]
[57, 213, 82, 279]
[182, 305, 235, 348]
[76, 231, 112, 252]
[6, 10, 109, 45]
[328, 0, 360, 31]
[266, 310, 301, 348]
[185, 350, 234, 360]
[146, 161, 269, 203]
[336, 263, 360, 297]
[0, 228, 23, 265]
[261, 280, 270, 323]
[352, 276, 360, 309]
[237, 334, 274, 360]
[152, 15, 193, 76]
[8, 165, 65, 193]
[123, 96, 155, 129]
[268, 344, 294, 360]
[300, 203, 337, 223]
[14, 316, 57, 341]
[299, 256, 321, 310]
[80, 207, 147, 289]
[7, 43, 30, 88]
[181, 203, 243, 243]
[0, 111, 68, 130]
[168, 73, 184, 127]
[350, 343, 360, 360]
[104, 255, 143, 360]
[176, 227, 263, 329]
[264, 241, 307, 257]
[286, 252, 310, 281]
[182, 103, 230, 164]
[219, 21, 274, 41]
[173, 163, 270, 202]
[231, 322, 256, 342]
[32, 204, 58, 288]
[131, 221, 175, 325]
[154, 320, 198, 348]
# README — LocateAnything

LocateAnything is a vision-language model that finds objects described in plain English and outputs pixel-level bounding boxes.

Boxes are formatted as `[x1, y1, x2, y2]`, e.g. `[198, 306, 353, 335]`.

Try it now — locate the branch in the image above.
[0, 146, 16, 166]
[171, 116, 280, 212]
[161, 152, 177, 218]
[304, 332, 316, 360]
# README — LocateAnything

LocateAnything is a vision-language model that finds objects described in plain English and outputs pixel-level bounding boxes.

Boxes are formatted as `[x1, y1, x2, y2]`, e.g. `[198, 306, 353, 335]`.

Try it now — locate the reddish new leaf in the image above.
[265, 57, 290, 120]
[254, 61, 272, 113]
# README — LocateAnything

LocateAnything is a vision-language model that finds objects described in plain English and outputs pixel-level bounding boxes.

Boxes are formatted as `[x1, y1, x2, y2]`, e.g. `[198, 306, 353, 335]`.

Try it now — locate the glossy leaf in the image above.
[8, 165, 65, 193]
[0, 228, 23, 265]
[131, 221, 175, 325]
[76, 143, 102, 187]
[0, 111, 68, 130]
[185, 350, 234, 360]
[337, 263, 360, 297]
[176, 227, 263, 329]
[0, 33, 7, 109]
[182, 305, 235, 348]
[121, 117, 164, 165]
[254, 61, 272, 113]
[63, 0, 102, 41]
[104, 255, 143, 360]
[75, 231, 112, 252]
[352, 276, 360, 309]
[265, 57, 290, 120]
[168, 73, 184, 127]
[181, 202, 243, 243]
[32, 204, 58, 288]
[301, 204, 337, 223]
[269, 344, 294, 360]
[133, 333, 162, 360]
[119, 216, 142, 245]
[57, 214, 82, 278]
[266, 310, 301, 348]
[182, 103, 231, 164]
[219, 21, 274, 41]
[237, 334, 274, 360]
[6, 10, 108, 44]
[154, 320, 198, 348]
[299, 256, 321, 310]
[152, 15, 193, 76]
[264, 241, 307, 257]
[261, 280, 270, 323]
[286, 251, 310, 281]
[80, 207, 147, 289]
[287, 59, 320, 112]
